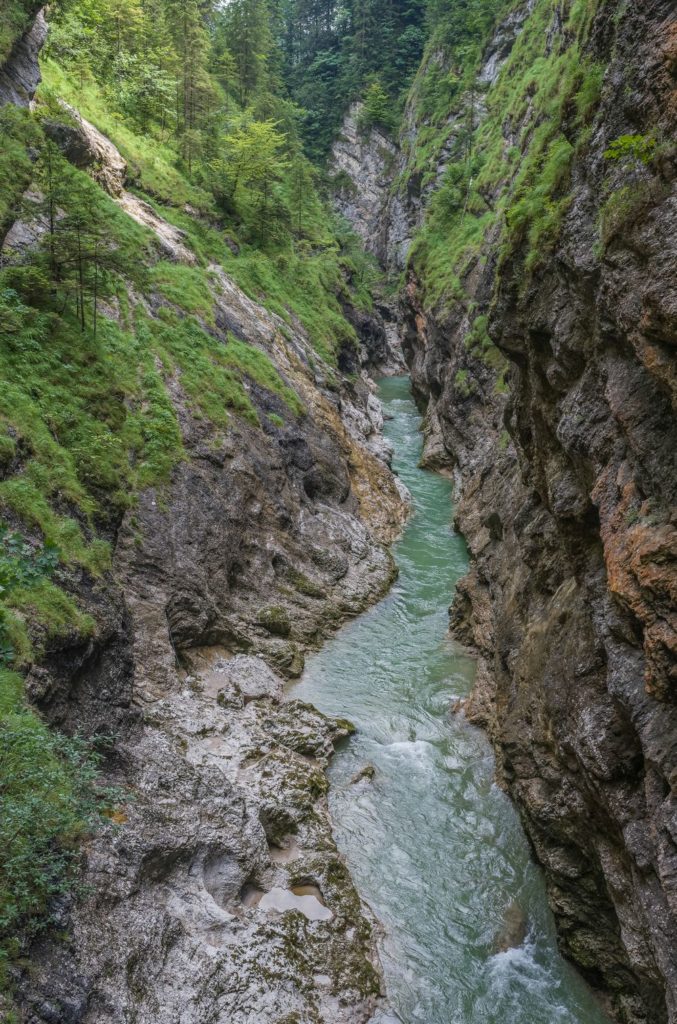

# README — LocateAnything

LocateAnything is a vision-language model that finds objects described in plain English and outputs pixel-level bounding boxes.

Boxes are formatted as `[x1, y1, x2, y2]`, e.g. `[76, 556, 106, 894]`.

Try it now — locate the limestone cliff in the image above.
[0, 5, 46, 107]
[0, 43, 408, 1024]
[336, 0, 677, 1021]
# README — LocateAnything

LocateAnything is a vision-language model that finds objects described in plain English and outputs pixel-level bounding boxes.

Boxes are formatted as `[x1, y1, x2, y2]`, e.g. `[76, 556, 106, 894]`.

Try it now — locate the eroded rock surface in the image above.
[6, 97, 409, 1023]
[21, 656, 383, 1023]
[331, 104, 397, 267]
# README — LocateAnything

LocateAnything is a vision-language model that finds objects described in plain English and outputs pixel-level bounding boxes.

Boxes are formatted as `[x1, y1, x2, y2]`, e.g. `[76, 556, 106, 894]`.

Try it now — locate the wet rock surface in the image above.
[21, 660, 384, 1023]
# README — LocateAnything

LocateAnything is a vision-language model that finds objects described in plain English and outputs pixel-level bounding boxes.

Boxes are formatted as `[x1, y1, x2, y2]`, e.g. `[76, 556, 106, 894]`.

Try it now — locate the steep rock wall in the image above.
[393, 2, 677, 1022]
[0, 6, 46, 107]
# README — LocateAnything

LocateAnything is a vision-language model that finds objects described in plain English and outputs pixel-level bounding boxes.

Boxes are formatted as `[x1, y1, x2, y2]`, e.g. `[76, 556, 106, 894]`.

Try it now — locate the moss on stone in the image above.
[258, 606, 292, 637]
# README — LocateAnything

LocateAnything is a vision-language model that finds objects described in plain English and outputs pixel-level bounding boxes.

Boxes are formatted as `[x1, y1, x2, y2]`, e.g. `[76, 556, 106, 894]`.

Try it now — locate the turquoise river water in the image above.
[292, 376, 610, 1024]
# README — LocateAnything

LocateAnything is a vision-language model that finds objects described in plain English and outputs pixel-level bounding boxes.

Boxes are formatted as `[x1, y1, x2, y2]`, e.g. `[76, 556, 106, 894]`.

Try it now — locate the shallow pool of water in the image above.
[291, 376, 610, 1024]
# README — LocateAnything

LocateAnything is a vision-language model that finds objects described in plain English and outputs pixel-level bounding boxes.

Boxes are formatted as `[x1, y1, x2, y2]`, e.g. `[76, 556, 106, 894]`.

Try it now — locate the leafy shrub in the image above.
[604, 133, 656, 167]
[0, 527, 59, 666]
[0, 670, 113, 978]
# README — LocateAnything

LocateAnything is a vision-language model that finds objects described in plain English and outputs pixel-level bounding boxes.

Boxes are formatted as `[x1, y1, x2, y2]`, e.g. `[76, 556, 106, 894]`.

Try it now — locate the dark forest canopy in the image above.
[44, 0, 427, 160]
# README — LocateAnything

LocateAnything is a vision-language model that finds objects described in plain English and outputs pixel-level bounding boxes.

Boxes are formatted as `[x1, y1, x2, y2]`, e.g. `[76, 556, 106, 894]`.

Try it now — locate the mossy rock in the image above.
[257, 605, 292, 637]
[289, 569, 326, 600]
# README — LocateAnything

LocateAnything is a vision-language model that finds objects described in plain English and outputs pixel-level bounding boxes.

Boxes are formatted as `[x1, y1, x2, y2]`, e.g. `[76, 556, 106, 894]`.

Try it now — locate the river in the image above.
[291, 375, 610, 1024]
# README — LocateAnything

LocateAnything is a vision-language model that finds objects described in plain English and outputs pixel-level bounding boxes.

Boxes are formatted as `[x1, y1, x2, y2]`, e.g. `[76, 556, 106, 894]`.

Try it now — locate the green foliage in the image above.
[604, 133, 656, 167]
[0, 0, 38, 63]
[357, 81, 397, 135]
[0, 278, 183, 548]
[407, 0, 605, 309]
[465, 313, 507, 373]
[219, 239, 360, 363]
[0, 524, 69, 667]
[152, 262, 215, 322]
[0, 106, 43, 235]
[146, 314, 257, 426]
[0, 669, 111, 973]
[453, 368, 475, 398]
[38, 9, 376, 360]
[275, 0, 426, 159]
[40, 59, 214, 211]
[0, 528, 59, 596]
[505, 135, 574, 273]
[219, 116, 290, 225]
[223, 338, 305, 416]
[597, 136, 663, 249]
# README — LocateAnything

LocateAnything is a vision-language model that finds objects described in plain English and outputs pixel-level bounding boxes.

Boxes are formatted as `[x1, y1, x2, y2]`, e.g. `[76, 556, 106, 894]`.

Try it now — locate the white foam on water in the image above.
[383, 739, 435, 771]
[484, 939, 574, 1022]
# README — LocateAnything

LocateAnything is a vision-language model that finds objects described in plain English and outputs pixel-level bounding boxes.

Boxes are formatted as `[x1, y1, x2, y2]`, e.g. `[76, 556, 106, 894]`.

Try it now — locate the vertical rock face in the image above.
[385, 1, 677, 1022]
[329, 105, 409, 372]
[330, 104, 399, 267]
[0, 8, 47, 107]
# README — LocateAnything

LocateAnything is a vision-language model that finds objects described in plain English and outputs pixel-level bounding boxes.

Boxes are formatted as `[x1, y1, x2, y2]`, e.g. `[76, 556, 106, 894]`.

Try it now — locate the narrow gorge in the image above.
[0, 1, 675, 1024]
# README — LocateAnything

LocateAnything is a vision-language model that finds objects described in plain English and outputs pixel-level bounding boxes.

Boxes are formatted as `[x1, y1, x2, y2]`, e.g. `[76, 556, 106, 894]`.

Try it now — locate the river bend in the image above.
[292, 376, 610, 1024]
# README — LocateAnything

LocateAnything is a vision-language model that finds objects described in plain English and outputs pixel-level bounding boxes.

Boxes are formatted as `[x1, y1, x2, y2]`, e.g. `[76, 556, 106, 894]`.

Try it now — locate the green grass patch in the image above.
[147, 314, 258, 426]
[39, 60, 213, 212]
[405, 0, 606, 309]
[223, 338, 304, 416]
[0, 668, 111, 979]
[151, 262, 215, 322]
[0, 105, 43, 235]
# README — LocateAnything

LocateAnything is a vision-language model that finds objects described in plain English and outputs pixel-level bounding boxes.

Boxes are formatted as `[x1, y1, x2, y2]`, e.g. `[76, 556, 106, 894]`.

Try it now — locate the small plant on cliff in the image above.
[454, 368, 476, 398]
[357, 81, 397, 135]
[598, 134, 664, 246]
[604, 133, 656, 168]
[0, 527, 64, 666]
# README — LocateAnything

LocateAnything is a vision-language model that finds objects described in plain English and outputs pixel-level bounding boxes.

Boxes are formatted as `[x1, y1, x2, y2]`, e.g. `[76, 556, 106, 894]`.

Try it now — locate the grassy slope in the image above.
[0, 55, 376, 664]
[403, 0, 604, 319]
[43, 59, 372, 363]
